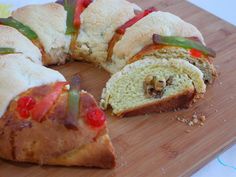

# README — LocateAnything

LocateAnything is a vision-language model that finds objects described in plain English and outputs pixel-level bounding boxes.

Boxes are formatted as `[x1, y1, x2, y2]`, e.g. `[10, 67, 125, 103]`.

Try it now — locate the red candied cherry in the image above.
[85, 107, 106, 128]
[17, 96, 36, 110]
[18, 109, 30, 119]
[190, 48, 202, 58]
[17, 96, 36, 119]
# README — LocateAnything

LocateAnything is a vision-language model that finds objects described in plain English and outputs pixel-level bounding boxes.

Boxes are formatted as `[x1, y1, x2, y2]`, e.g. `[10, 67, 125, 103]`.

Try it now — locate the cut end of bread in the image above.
[0, 84, 116, 168]
[129, 45, 217, 84]
[119, 88, 196, 117]
[101, 58, 206, 117]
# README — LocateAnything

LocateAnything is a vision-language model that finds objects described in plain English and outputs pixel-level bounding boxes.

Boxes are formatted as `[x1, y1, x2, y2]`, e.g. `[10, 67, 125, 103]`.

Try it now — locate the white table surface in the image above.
[0, 0, 235, 176]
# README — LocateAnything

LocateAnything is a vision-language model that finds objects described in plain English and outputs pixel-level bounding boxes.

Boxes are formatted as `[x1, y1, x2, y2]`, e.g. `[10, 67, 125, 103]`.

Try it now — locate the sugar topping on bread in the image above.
[112, 11, 205, 61]
[0, 25, 42, 65]
[76, 0, 138, 63]
[0, 54, 65, 117]
[12, 3, 71, 65]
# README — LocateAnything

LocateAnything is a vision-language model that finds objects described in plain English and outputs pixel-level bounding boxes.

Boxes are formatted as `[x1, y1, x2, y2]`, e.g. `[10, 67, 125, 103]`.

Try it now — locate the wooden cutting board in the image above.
[1, 0, 236, 176]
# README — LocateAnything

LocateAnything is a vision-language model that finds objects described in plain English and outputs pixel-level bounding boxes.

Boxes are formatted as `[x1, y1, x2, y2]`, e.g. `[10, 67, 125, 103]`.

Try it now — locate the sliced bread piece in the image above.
[0, 55, 115, 168]
[129, 45, 216, 83]
[100, 58, 206, 117]
[0, 88, 115, 168]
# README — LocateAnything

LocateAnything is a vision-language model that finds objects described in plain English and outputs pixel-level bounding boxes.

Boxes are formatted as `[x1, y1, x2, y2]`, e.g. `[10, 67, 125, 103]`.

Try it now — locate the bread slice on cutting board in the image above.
[100, 58, 206, 117]
[0, 54, 115, 168]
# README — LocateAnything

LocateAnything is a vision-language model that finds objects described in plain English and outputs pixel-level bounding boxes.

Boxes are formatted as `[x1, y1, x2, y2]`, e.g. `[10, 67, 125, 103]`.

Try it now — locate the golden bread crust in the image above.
[47, 133, 116, 168]
[116, 88, 196, 117]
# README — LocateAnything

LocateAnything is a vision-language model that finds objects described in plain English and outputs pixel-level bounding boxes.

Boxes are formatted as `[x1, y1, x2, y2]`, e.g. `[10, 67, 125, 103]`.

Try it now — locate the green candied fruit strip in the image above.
[153, 34, 216, 57]
[0, 17, 38, 40]
[0, 47, 15, 54]
[64, 75, 81, 130]
[65, 3, 76, 35]
[68, 90, 80, 120]
[56, 0, 77, 35]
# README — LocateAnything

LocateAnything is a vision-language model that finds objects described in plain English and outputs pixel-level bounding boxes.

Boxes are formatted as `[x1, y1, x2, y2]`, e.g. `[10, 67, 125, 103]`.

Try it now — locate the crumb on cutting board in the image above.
[176, 113, 206, 128]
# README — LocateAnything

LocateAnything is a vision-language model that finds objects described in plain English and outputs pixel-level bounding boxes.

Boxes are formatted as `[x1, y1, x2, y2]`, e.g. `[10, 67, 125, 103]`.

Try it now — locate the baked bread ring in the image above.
[0, 0, 216, 168]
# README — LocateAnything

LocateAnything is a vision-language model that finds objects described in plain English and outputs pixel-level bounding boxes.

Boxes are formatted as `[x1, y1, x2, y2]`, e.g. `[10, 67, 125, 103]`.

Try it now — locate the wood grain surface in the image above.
[1, 0, 236, 176]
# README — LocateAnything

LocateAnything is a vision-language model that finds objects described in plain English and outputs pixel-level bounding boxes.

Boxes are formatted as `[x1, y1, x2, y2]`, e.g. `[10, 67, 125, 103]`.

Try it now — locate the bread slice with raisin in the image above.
[129, 45, 216, 83]
[100, 58, 206, 117]
[0, 54, 115, 168]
